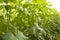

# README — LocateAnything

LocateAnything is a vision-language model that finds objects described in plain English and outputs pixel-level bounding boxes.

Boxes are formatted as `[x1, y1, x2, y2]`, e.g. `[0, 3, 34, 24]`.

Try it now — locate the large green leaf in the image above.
[3, 31, 28, 40]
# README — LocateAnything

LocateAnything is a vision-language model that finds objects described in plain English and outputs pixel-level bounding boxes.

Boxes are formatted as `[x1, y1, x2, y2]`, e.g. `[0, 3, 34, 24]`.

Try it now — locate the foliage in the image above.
[0, 0, 60, 40]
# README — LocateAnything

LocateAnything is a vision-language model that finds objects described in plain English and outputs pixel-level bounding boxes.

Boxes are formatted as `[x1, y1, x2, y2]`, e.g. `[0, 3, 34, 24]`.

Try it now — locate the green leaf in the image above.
[3, 32, 18, 40]
[3, 31, 28, 40]
[15, 30, 28, 40]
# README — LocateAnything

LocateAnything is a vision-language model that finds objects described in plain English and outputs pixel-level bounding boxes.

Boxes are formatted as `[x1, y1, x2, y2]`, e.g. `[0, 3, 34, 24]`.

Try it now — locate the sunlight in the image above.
[50, 0, 60, 12]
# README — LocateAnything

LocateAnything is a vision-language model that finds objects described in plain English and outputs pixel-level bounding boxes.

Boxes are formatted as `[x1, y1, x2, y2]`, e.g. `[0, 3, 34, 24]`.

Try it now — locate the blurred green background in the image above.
[0, 0, 60, 40]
